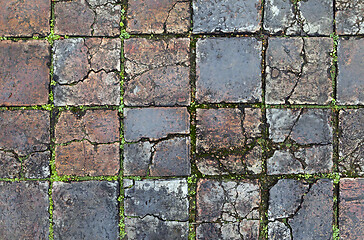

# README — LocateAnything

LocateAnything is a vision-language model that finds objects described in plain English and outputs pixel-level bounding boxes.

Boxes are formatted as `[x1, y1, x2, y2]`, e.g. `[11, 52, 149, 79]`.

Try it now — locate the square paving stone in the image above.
[0, 181, 49, 239]
[196, 179, 260, 239]
[53, 181, 119, 240]
[0, 0, 50, 37]
[127, 0, 190, 34]
[266, 37, 333, 104]
[196, 38, 262, 104]
[337, 38, 364, 105]
[268, 179, 333, 240]
[193, 0, 261, 33]
[54, 0, 121, 36]
[267, 108, 333, 175]
[124, 38, 190, 106]
[0, 110, 50, 179]
[339, 178, 364, 240]
[124, 179, 189, 239]
[264, 0, 333, 35]
[55, 110, 120, 176]
[196, 108, 262, 175]
[52, 38, 121, 106]
[336, 0, 364, 35]
[0, 40, 50, 106]
[339, 109, 363, 175]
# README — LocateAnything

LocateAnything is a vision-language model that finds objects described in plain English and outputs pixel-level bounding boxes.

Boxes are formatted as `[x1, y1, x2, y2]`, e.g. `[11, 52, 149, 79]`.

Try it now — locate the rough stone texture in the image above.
[124, 107, 190, 142]
[127, 0, 190, 34]
[196, 38, 262, 103]
[266, 37, 333, 104]
[53, 181, 119, 240]
[193, 0, 261, 33]
[0, 151, 21, 178]
[0, 40, 50, 106]
[23, 151, 51, 178]
[53, 38, 121, 106]
[336, 0, 364, 35]
[268, 179, 333, 240]
[124, 179, 189, 221]
[54, 0, 121, 36]
[124, 38, 190, 106]
[123, 142, 152, 176]
[339, 109, 363, 175]
[196, 221, 260, 240]
[337, 38, 364, 105]
[0, 181, 49, 239]
[264, 0, 333, 35]
[267, 108, 333, 174]
[0, 0, 50, 37]
[339, 178, 364, 240]
[125, 216, 189, 240]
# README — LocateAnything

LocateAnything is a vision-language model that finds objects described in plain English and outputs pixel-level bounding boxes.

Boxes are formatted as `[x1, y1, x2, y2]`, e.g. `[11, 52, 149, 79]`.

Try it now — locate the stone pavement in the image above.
[0, 0, 363, 239]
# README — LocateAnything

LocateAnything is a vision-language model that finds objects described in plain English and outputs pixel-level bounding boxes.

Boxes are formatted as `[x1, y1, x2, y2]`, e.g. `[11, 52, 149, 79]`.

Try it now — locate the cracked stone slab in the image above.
[339, 109, 363, 175]
[54, 0, 121, 36]
[0, 40, 50, 106]
[124, 38, 190, 106]
[336, 0, 364, 35]
[124, 137, 190, 176]
[197, 108, 261, 152]
[339, 178, 364, 240]
[196, 179, 260, 222]
[268, 179, 333, 240]
[0, 0, 50, 37]
[124, 179, 189, 221]
[53, 38, 120, 106]
[0, 181, 49, 239]
[193, 0, 261, 33]
[125, 216, 189, 240]
[53, 181, 119, 240]
[267, 108, 333, 175]
[196, 221, 259, 240]
[196, 38, 262, 103]
[266, 37, 333, 104]
[124, 107, 190, 142]
[337, 38, 364, 105]
[127, 0, 190, 34]
[264, 0, 333, 35]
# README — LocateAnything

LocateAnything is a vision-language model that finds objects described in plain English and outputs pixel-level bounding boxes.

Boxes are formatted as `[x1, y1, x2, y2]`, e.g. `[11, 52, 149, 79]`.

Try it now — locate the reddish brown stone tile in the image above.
[124, 38, 190, 106]
[127, 0, 190, 34]
[0, 40, 50, 106]
[54, 0, 121, 36]
[340, 178, 364, 240]
[0, 0, 50, 37]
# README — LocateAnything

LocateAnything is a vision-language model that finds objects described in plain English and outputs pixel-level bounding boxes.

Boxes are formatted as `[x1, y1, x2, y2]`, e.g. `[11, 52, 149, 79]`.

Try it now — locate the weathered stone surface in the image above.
[196, 179, 260, 222]
[197, 108, 261, 152]
[0, 40, 50, 106]
[0, 181, 49, 239]
[267, 108, 333, 174]
[54, 0, 121, 36]
[53, 181, 119, 240]
[55, 142, 119, 176]
[55, 110, 119, 144]
[124, 142, 152, 176]
[339, 109, 363, 174]
[337, 38, 364, 105]
[336, 0, 364, 35]
[0, 0, 50, 37]
[124, 108, 190, 142]
[125, 216, 189, 240]
[23, 151, 51, 178]
[264, 0, 333, 35]
[196, 221, 260, 240]
[196, 38, 261, 103]
[268, 179, 333, 240]
[124, 38, 190, 106]
[339, 178, 364, 240]
[0, 151, 21, 178]
[124, 179, 189, 221]
[266, 37, 333, 104]
[127, 0, 190, 34]
[193, 0, 261, 33]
